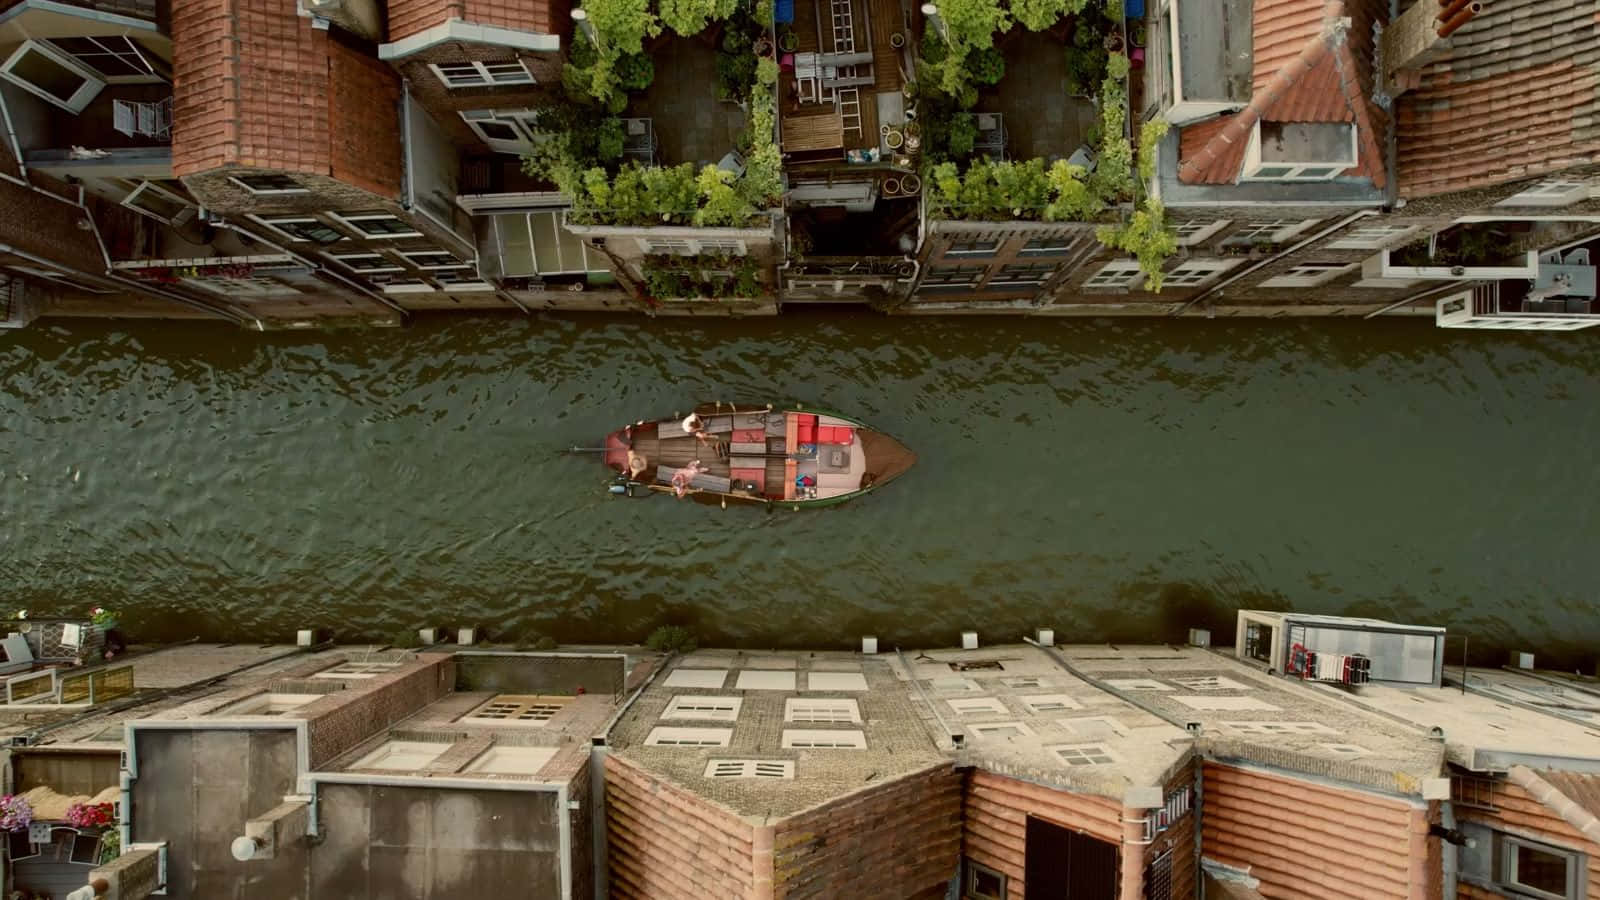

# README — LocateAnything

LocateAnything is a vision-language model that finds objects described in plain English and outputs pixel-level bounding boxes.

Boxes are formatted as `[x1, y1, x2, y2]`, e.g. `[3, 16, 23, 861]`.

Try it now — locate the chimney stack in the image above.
[1381, 0, 1483, 97]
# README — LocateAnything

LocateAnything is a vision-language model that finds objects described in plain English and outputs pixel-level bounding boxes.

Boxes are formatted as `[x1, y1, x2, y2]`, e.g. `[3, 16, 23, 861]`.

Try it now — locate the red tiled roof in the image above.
[1396, 0, 1600, 197]
[1178, 0, 1388, 188]
[172, 1, 403, 199]
[385, 0, 565, 42]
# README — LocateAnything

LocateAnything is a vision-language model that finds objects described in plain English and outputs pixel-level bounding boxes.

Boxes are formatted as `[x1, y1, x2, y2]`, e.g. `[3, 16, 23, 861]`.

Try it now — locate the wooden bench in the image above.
[782, 113, 845, 153]
[656, 466, 733, 493]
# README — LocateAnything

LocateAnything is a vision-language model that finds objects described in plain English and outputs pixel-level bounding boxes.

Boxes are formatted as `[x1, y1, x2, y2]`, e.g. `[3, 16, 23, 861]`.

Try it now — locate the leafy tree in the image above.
[660, 0, 739, 35]
[1106, 50, 1131, 80]
[924, 0, 1009, 100]
[1011, 0, 1087, 31]
[1043, 161, 1096, 221]
[757, 56, 780, 86]
[1096, 197, 1177, 290]
[615, 52, 656, 91]
[990, 158, 1050, 216]
[1137, 118, 1168, 181]
[694, 165, 755, 226]
[948, 113, 978, 157]
[969, 47, 1006, 85]
[641, 164, 700, 222]
[927, 162, 965, 218]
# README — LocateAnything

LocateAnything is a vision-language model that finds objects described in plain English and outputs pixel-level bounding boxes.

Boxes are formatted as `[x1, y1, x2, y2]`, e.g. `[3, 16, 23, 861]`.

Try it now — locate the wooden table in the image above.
[782, 113, 845, 153]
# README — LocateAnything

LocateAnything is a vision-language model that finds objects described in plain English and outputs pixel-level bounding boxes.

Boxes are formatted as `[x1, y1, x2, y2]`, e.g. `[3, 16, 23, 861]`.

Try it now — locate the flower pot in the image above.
[779, 32, 798, 52]
[904, 120, 921, 137]
[890, 31, 906, 49]
[1105, 32, 1125, 53]
[754, 37, 774, 58]
[882, 176, 902, 196]
[905, 133, 922, 153]
[885, 130, 904, 149]
[901, 174, 921, 194]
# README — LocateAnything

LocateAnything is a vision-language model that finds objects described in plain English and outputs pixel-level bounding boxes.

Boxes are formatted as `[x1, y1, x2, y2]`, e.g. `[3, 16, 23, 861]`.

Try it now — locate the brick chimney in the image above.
[1382, 0, 1482, 96]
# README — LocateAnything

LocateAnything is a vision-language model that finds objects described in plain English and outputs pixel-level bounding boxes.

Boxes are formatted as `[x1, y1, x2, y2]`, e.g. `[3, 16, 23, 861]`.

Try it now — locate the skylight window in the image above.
[1243, 121, 1357, 181]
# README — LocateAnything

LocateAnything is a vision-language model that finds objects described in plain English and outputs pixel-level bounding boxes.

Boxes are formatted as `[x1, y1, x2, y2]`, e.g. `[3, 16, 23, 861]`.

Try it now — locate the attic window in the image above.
[330, 212, 422, 239]
[400, 250, 469, 270]
[254, 215, 343, 244]
[1103, 678, 1170, 691]
[464, 745, 558, 775]
[970, 722, 1034, 739]
[805, 672, 868, 691]
[228, 173, 307, 194]
[785, 698, 860, 724]
[1003, 677, 1044, 689]
[216, 692, 320, 716]
[1168, 676, 1252, 691]
[646, 727, 733, 746]
[782, 729, 867, 749]
[461, 694, 567, 726]
[430, 60, 534, 89]
[1056, 716, 1127, 740]
[1224, 721, 1337, 735]
[662, 668, 729, 689]
[1052, 744, 1116, 766]
[947, 697, 1008, 717]
[1260, 262, 1356, 288]
[312, 662, 401, 679]
[663, 695, 743, 722]
[353, 739, 450, 771]
[1021, 695, 1082, 713]
[1243, 121, 1357, 181]
[704, 759, 795, 779]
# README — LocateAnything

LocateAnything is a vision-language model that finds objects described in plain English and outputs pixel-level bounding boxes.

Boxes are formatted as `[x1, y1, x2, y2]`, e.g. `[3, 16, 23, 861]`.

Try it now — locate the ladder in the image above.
[836, 88, 862, 137]
[830, 0, 855, 52]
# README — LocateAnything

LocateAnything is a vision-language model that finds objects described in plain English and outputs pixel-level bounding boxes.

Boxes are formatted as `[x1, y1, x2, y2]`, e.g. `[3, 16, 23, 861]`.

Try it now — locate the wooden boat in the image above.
[600, 403, 916, 507]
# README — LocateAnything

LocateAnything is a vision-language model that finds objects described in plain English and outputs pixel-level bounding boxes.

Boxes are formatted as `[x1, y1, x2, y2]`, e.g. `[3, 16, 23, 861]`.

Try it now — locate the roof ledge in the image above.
[379, 19, 561, 59]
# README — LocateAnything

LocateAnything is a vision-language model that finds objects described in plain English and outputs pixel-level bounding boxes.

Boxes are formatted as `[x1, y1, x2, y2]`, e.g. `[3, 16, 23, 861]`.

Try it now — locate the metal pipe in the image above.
[1171, 209, 1381, 316]
[1435, 0, 1471, 21]
[1436, 3, 1480, 36]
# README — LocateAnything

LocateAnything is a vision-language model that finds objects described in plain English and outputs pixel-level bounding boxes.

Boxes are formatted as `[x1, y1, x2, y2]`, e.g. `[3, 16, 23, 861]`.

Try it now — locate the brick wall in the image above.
[392, 44, 567, 153]
[605, 753, 757, 899]
[772, 764, 961, 900]
[1453, 777, 1600, 900]
[454, 653, 626, 696]
[569, 755, 594, 900]
[305, 654, 454, 767]
[962, 769, 1124, 900]
[1202, 762, 1430, 899]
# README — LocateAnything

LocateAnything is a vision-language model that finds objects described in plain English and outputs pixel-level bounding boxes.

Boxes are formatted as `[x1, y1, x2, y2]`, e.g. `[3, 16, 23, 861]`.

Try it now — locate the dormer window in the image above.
[1243, 122, 1356, 182]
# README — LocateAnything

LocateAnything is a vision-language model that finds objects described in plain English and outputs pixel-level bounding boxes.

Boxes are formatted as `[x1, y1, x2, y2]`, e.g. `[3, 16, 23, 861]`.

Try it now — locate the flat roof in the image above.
[1174, 0, 1253, 103]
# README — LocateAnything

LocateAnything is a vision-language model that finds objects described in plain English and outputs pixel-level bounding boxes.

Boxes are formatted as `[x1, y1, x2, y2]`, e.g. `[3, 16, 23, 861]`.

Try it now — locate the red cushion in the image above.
[797, 423, 816, 443]
[836, 426, 854, 443]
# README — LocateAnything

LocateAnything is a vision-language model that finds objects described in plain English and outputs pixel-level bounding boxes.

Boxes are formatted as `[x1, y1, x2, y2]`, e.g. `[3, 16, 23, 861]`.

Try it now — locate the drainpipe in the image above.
[208, 218, 410, 321]
[1171, 209, 1382, 316]
[1120, 799, 1147, 900]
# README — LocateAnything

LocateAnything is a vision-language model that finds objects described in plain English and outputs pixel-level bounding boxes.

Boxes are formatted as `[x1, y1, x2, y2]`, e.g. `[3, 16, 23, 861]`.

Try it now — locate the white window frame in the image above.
[120, 180, 193, 226]
[662, 669, 729, 689]
[379, 279, 435, 293]
[429, 60, 535, 89]
[928, 676, 979, 693]
[945, 238, 1002, 258]
[326, 252, 403, 274]
[460, 694, 567, 727]
[970, 721, 1035, 739]
[805, 672, 868, 691]
[461, 108, 543, 154]
[1002, 677, 1044, 689]
[1021, 694, 1082, 714]
[327, 212, 422, 239]
[987, 262, 1057, 288]
[464, 745, 558, 775]
[1084, 260, 1144, 290]
[1497, 833, 1583, 900]
[947, 697, 1008, 717]
[782, 729, 867, 749]
[1223, 721, 1338, 736]
[663, 695, 742, 722]
[637, 237, 749, 256]
[0, 40, 104, 113]
[1103, 678, 1170, 691]
[1163, 259, 1239, 288]
[1175, 219, 1232, 247]
[1168, 676, 1252, 691]
[218, 692, 321, 716]
[735, 670, 796, 691]
[1056, 716, 1128, 740]
[965, 859, 1008, 900]
[352, 739, 450, 770]
[1018, 236, 1075, 257]
[1329, 224, 1417, 250]
[250, 215, 344, 244]
[704, 759, 795, 778]
[400, 249, 471, 270]
[785, 698, 861, 724]
[312, 662, 400, 679]
[646, 726, 733, 747]
[1052, 743, 1117, 766]
[45, 36, 160, 83]
[1241, 121, 1357, 181]
[1228, 219, 1319, 244]
[1259, 262, 1356, 288]
[227, 173, 309, 195]
[1497, 180, 1591, 208]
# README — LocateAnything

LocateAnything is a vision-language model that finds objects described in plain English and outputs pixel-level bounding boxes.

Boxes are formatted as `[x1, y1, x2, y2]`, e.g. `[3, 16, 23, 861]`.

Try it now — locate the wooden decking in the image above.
[780, 0, 908, 155]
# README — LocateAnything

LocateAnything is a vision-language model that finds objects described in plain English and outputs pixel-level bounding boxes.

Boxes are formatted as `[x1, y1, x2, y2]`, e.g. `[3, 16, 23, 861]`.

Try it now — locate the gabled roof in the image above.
[385, 0, 566, 42]
[1396, 0, 1600, 197]
[172, 0, 403, 199]
[1178, 0, 1387, 188]
[1507, 766, 1600, 845]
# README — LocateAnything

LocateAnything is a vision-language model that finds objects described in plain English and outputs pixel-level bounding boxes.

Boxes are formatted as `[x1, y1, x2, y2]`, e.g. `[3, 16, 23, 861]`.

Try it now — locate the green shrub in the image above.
[616, 52, 655, 91]
[389, 628, 421, 649]
[948, 113, 978, 157]
[646, 626, 699, 653]
[1011, 0, 1087, 31]
[970, 47, 1006, 85]
[1096, 196, 1177, 291]
[757, 56, 780, 86]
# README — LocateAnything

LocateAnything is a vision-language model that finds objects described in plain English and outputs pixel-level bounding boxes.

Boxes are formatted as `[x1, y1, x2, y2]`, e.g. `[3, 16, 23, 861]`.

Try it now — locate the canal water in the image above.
[3, 314, 1597, 664]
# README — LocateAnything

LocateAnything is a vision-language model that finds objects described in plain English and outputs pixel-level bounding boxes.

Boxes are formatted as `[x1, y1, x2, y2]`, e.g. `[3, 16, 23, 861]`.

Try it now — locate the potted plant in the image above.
[66, 801, 114, 830]
[90, 606, 118, 630]
[901, 173, 922, 194]
[778, 27, 798, 52]
[889, 31, 906, 48]
[754, 34, 774, 57]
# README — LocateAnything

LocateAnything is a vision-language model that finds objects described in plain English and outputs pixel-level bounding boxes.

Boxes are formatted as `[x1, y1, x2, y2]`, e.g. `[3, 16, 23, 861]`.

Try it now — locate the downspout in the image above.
[1171, 208, 1382, 315]
[1120, 799, 1146, 900]
[208, 217, 410, 320]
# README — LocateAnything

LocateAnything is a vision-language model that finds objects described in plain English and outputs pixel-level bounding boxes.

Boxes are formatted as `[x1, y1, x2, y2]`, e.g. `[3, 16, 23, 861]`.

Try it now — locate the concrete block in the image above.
[1422, 777, 1452, 800]
[1188, 628, 1211, 647]
[1514, 652, 1534, 669]
[861, 636, 877, 655]
[89, 845, 162, 900]
[457, 627, 476, 646]
[961, 631, 978, 650]
[1124, 785, 1164, 809]
[296, 629, 315, 647]
[1036, 628, 1054, 646]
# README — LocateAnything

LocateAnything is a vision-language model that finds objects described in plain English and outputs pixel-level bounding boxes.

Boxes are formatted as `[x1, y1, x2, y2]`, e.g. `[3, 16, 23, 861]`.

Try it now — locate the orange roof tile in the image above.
[1397, 0, 1600, 198]
[385, 0, 565, 42]
[172, 1, 403, 199]
[1177, 0, 1388, 188]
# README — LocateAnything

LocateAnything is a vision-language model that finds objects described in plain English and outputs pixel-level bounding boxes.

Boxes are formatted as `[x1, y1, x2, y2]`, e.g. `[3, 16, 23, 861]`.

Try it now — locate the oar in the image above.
[564, 446, 612, 455]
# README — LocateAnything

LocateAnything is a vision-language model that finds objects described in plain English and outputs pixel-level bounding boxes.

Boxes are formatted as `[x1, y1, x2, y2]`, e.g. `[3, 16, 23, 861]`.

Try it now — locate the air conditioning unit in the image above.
[1187, 628, 1211, 647]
